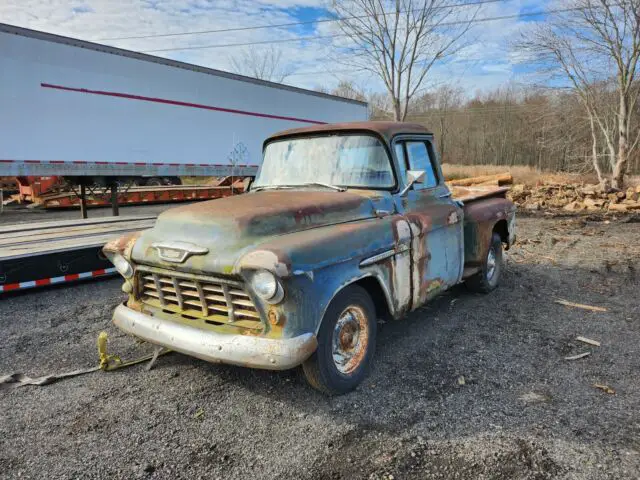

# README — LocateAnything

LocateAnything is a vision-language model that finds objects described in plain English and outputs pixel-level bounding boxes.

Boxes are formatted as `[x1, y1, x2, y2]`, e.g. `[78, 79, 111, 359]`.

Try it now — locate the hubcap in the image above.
[332, 306, 369, 374]
[487, 247, 497, 281]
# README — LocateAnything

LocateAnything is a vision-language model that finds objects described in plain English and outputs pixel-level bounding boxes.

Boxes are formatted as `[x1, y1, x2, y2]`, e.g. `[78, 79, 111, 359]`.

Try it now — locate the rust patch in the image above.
[103, 230, 141, 256]
[334, 305, 370, 375]
[265, 121, 431, 146]
[267, 306, 286, 326]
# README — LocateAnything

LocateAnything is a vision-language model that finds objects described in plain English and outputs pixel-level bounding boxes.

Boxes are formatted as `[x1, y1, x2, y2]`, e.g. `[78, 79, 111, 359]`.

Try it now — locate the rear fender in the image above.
[463, 197, 515, 267]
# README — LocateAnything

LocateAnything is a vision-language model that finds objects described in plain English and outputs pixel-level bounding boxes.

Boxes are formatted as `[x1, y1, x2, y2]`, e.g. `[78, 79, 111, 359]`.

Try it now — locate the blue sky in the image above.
[0, 0, 553, 96]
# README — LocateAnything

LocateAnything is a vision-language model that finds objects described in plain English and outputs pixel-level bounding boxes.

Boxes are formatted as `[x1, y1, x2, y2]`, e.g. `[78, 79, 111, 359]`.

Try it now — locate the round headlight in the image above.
[251, 270, 278, 300]
[111, 253, 134, 279]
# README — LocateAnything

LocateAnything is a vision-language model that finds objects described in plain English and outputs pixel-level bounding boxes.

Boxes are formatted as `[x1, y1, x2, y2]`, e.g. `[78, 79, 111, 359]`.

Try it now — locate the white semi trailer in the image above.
[0, 23, 368, 182]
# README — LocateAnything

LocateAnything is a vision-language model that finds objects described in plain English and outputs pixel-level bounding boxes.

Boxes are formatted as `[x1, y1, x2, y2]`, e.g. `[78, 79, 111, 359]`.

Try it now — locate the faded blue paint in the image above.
[106, 123, 517, 369]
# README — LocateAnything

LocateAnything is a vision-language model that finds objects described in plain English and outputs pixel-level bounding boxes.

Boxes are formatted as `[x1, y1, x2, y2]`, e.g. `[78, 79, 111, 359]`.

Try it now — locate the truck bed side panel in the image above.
[462, 197, 516, 271]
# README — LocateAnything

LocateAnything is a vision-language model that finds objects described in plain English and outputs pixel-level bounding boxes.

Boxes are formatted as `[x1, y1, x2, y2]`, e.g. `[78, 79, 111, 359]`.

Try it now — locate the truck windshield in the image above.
[255, 135, 395, 189]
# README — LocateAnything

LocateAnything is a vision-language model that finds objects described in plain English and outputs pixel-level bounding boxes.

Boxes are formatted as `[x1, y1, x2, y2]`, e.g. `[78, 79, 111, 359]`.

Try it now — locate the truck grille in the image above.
[137, 267, 262, 330]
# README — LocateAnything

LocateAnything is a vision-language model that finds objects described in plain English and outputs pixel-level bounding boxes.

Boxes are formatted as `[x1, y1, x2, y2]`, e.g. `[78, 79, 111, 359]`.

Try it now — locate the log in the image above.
[447, 173, 513, 187]
[576, 336, 601, 347]
[555, 299, 607, 312]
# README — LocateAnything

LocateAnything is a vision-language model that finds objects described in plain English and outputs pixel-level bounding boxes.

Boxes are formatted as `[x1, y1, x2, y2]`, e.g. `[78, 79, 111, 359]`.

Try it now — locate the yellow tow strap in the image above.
[97, 331, 171, 371]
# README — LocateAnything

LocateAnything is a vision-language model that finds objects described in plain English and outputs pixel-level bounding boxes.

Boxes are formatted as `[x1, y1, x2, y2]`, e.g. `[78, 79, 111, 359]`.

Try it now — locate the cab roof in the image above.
[266, 121, 432, 145]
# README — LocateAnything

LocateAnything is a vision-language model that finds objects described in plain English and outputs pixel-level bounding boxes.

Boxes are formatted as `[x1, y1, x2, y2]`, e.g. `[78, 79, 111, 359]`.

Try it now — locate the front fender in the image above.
[239, 217, 408, 336]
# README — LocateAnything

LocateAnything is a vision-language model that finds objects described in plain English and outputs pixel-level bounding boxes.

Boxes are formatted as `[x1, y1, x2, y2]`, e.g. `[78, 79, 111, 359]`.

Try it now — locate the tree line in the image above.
[232, 0, 640, 187]
[390, 84, 640, 176]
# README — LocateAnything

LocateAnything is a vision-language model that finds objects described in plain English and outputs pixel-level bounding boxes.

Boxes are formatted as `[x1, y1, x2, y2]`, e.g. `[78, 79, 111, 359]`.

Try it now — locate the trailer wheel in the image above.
[466, 232, 503, 293]
[302, 285, 376, 395]
[144, 177, 163, 187]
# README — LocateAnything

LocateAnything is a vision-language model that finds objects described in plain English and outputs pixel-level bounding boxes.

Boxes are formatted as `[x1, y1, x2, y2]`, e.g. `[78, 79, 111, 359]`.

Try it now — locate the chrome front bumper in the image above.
[112, 304, 317, 370]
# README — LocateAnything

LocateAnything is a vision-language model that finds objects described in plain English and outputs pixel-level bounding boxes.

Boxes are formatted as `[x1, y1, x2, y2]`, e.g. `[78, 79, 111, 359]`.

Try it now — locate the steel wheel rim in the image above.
[332, 305, 369, 375]
[487, 247, 497, 281]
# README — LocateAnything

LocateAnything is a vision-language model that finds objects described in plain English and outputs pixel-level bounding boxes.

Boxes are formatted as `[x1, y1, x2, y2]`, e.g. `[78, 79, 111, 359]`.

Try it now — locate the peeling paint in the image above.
[105, 122, 516, 374]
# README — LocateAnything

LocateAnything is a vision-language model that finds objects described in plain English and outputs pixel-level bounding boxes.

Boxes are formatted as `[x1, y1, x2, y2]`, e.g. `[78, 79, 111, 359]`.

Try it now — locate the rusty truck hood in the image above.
[131, 189, 382, 273]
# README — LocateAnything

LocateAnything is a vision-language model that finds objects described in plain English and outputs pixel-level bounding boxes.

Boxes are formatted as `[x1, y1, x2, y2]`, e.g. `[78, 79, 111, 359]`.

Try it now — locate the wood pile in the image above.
[508, 183, 640, 213]
[447, 172, 640, 213]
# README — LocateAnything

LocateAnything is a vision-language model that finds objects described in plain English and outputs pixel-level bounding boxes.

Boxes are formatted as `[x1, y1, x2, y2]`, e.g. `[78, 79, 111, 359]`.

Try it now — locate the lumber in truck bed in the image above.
[447, 172, 512, 203]
[450, 185, 511, 203]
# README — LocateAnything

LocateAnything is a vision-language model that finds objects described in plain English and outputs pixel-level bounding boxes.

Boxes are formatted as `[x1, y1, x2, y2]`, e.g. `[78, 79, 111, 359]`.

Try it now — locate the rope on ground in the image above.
[0, 331, 171, 391]
[0, 367, 100, 391]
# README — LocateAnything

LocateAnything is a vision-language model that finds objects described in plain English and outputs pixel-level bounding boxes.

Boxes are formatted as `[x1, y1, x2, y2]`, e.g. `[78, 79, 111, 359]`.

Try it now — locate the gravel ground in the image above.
[1, 213, 639, 479]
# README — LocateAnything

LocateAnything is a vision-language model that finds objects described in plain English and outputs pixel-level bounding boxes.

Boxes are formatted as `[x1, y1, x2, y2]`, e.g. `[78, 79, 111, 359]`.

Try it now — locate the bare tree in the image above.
[518, 0, 640, 189]
[320, 80, 368, 101]
[229, 46, 294, 83]
[331, 0, 478, 121]
[409, 85, 464, 160]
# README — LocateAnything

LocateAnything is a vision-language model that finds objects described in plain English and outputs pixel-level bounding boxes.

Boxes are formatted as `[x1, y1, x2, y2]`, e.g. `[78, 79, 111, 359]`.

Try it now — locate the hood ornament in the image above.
[151, 241, 209, 263]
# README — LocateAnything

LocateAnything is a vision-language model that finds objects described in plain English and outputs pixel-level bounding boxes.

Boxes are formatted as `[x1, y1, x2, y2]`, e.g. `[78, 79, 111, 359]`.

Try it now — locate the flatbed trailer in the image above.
[24, 182, 244, 209]
[0, 215, 155, 292]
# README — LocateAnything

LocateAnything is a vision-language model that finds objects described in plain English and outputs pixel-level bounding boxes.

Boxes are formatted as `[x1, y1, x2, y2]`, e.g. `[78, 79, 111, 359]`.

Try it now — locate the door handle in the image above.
[438, 191, 452, 198]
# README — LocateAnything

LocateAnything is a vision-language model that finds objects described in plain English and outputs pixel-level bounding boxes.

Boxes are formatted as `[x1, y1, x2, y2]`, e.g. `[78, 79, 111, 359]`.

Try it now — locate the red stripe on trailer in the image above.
[50, 160, 65, 164]
[41, 83, 327, 125]
[0, 268, 117, 293]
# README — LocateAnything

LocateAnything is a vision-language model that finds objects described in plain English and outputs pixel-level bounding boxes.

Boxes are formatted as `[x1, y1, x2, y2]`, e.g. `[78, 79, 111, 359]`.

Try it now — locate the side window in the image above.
[394, 143, 408, 184]
[405, 141, 438, 189]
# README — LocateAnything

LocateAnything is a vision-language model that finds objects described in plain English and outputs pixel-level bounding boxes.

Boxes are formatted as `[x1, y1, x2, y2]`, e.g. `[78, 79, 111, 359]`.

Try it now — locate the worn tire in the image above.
[302, 285, 376, 395]
[144, 177, 163, 187]
[466, 232, 503, 293]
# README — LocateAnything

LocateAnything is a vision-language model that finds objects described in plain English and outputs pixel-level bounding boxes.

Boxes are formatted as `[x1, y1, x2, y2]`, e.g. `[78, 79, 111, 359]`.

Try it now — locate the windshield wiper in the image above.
[253, 183, 346, 192]
[251, 185, 294, 192]
[298, 182, 346, 192]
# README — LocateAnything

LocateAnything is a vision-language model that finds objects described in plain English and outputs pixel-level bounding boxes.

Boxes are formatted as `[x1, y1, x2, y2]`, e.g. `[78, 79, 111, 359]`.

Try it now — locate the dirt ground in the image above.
[1, 212, 639, 479]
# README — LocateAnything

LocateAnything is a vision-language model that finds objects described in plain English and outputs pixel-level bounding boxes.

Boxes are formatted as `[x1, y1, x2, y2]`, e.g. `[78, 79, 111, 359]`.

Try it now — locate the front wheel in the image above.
[302, 285, 376, 395]
[465, 232, 503, 293]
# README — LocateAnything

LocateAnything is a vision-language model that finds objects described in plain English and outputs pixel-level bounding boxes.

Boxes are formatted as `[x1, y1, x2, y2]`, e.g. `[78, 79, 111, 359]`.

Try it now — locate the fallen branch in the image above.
[576, 336, 601, 347]
[555, 299, 608, 312]
[564, 352, 591, 360]
[594, 384, 615, 394]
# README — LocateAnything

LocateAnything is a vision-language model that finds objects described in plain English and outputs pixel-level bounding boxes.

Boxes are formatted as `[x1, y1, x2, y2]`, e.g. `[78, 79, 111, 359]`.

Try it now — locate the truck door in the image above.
[393, 138, 463, 310]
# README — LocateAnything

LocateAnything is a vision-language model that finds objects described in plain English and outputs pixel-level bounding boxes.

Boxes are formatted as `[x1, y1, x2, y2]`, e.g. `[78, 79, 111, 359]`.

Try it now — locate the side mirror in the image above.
[400, 170, 425, 196]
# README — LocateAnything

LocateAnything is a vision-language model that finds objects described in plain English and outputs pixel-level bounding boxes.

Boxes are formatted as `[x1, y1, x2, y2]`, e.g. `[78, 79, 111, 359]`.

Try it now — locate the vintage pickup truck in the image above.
[104, 122, 516, 394]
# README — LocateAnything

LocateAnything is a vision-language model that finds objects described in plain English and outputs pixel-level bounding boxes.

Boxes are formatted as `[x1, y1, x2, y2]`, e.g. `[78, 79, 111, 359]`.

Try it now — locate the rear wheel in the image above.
[302, 285, 376, 395]
[466, 232, 503, 293]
